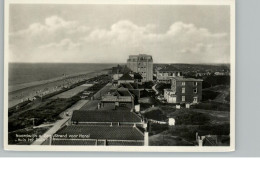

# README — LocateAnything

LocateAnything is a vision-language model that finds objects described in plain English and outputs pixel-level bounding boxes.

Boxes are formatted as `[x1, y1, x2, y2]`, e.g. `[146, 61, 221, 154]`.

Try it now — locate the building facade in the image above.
[164, 77, 203, 104]
[156, 65, 182, 83]
[127, 54, 153, 82]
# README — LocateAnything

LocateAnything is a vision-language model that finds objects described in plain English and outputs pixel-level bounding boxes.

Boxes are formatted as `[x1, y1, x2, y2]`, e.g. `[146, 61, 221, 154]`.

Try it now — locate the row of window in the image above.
[182, 96, 198, 102]
[182, 88, 197, 94]
[181, 82, 198, 86]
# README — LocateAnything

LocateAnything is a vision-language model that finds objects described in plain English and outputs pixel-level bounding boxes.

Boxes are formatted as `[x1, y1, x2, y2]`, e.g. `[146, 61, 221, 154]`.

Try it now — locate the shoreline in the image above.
[8, 69, 110, 108]
[9, 70, 108, 93]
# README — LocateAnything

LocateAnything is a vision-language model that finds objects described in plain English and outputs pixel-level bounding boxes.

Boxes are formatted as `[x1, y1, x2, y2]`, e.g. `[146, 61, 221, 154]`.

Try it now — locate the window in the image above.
[194, 88, 197, 93]
[193, 97, 198, 103]
[182, 88, 185, 93]
[182, 82, 185, 86]
[182, 96, 185, 102]
[194, 82, 198, 86]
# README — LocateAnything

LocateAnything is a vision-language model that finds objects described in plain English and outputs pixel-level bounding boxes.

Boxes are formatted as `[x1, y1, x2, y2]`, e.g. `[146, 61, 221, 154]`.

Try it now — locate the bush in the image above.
[191, 101, 230, 111]
[8, 96, 80, 132]
[202, 90, 220, 101]
[167, 123, 230, 142]
[203, 75, 230, 89]
[148, 123, 168, 135]
[143, 81, 154, 89]
[225, 94, 230, 102]
[168, 125, 198, 142]
[198, 124, 230, 135]
[143, 109, 168, 121]
[156, 83, 171, 94]
[175, 112, 210, 125]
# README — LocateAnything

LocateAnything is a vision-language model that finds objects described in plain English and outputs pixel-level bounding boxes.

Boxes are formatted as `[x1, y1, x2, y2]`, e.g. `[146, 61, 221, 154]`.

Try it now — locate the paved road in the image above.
[152, 84, 159, 95]
[31, 100, 88, 145]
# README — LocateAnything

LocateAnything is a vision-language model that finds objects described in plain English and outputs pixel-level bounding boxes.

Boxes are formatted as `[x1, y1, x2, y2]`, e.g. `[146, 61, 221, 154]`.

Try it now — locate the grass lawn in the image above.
[147, 107, 230, 146]
[191, 101, 230, 111]
[8, 96, 81, 132]
[149, 132, 194, 146]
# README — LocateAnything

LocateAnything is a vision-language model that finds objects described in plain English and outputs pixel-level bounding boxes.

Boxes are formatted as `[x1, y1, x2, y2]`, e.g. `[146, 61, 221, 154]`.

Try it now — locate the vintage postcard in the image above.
[4, 0, 235, 152]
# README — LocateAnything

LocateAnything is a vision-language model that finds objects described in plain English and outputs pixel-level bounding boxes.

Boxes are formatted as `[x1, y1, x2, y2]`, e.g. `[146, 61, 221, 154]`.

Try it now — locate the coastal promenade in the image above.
[32, 100, 88, 145]
[32, 82, 112, 145]
[8, 71, 106, 108]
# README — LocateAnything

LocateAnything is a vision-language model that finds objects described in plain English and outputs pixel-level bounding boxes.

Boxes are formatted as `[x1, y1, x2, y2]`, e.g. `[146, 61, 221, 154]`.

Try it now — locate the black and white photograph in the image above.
[4, 0, 235, 151]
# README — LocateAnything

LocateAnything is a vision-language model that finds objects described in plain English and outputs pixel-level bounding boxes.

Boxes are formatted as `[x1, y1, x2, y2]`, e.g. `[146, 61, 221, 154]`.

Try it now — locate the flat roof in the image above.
[102, 95, 132, 102]
[172, 77, 203, 82]
[52, 139, 144, 146]
[71, 110, 142, 123]
[53, 125, 144, 140]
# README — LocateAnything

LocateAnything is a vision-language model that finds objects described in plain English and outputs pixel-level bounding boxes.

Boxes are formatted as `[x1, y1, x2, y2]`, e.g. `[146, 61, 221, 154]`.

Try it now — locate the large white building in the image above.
[127, 54, 153, 82]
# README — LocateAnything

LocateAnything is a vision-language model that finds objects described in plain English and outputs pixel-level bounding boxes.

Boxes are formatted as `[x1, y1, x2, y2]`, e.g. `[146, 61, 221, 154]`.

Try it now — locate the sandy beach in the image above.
[8, 70, 109, 108]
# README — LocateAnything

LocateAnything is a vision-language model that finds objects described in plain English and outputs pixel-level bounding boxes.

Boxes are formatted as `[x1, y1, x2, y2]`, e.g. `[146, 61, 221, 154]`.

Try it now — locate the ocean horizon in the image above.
[9, 63, 117, 87]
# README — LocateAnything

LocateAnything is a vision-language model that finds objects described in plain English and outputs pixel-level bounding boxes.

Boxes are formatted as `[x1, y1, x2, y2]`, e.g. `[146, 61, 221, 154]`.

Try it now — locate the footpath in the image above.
[31, 100, 88, 145]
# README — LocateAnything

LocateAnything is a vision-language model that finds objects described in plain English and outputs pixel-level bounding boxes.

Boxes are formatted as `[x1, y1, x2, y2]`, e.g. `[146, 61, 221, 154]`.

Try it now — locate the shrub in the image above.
[148, 123, 168, 135]
[191, 101, 230, 111]
[156, 83, 171, 94]
[198, 124, 230, 135]
[203, 75, 230, 89]
[225, 94, 230, 102]
[143, 109, 168, 121]
[175, 112, 210, 125]
[202, 90, 220, 101]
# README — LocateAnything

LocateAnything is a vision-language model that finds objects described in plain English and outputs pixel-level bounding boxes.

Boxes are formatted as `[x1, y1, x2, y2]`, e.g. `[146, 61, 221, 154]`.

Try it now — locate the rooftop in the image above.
[71, 110, 142, 123]
[102, 95, 132, 102]
[120, 83, 139, 89]
[119, 83, 134, 89]
[52, 139, 144, 146]
[117, 89, 133, 97]
[173, 77, 203, 82]
[53, 125, 144, 140]
[118, 73, 134, 81]
[112, 65, 131, 74]
[128, 54, 153, 62]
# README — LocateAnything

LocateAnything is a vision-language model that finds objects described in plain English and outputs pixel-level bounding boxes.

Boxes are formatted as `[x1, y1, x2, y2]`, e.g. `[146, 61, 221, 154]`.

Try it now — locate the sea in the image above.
[9, 63, 116, 87]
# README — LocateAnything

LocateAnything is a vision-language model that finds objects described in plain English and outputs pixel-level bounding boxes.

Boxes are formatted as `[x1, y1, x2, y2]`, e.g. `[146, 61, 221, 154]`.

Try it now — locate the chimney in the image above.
[49, 135, 53, 145]
[144, 132, 149, 146]
[143, 122, 147, 130]
[198, 139, 203, 147]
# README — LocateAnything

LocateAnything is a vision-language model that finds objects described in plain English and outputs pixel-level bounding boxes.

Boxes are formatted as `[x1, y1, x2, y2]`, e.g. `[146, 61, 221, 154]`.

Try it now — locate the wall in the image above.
[127, 56, 153, 82]
[118, 80, 134, 85]
[175, 81, 202, 103]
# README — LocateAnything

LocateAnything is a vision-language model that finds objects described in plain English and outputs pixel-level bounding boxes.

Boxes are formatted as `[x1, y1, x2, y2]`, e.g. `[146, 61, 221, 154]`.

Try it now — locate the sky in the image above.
[9, 4, 230, 63]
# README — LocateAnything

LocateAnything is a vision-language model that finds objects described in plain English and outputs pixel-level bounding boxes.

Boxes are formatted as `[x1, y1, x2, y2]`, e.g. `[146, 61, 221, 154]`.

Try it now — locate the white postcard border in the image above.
[4, 0, 236, 152]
